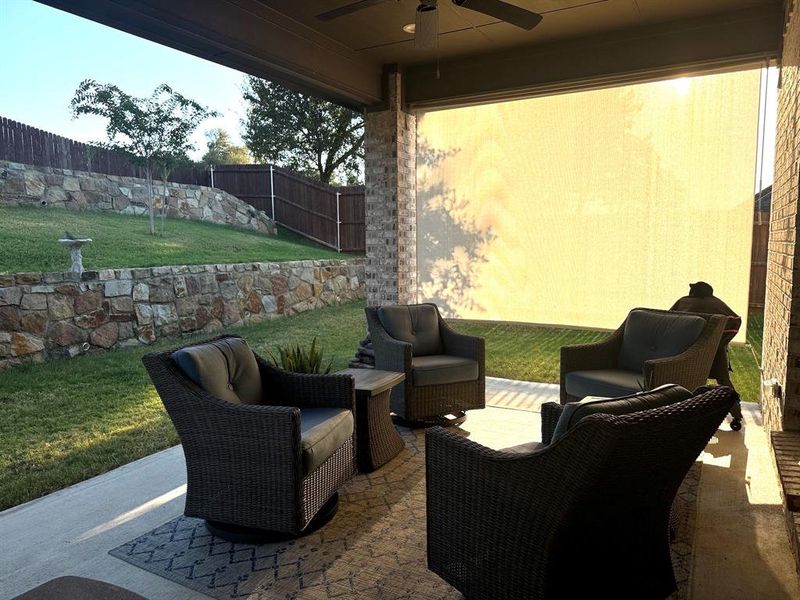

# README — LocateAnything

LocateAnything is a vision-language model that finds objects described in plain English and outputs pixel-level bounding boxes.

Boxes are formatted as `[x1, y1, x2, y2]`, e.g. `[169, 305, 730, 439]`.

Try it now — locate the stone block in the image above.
[74, 290, 102, 314]
[20, 294, 48, 311]
[152, 303, 177, 326]
[90, 322, 119, 348]
[104, 279, 132, 297]
[173, 276, 188, 298]
[110, 296, 133, 313]
[132, 282, 149, 301]
[148, 282, 174, 303]
[136, 324, 156, 344]
[48, 294, 74, 320]
[47, 321, 88, 347]
[11, 332, 44, 356]
[15, 272, 42, 285]
[260, 294, 277, 314]
[0, 287, 24, 306]
[134, 303, 153, 325]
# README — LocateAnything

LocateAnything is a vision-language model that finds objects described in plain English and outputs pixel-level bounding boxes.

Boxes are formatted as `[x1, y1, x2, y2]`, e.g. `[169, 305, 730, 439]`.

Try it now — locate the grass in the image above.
[451, 313, 764, 404]
[0, 302, 366, 511]
[0, 302, 763, 510]
[0, 206, 352, 273]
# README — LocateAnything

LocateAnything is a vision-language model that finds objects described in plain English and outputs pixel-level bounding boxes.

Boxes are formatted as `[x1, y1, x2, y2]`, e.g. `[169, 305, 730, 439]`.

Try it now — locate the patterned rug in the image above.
[110, 428, 700, 599]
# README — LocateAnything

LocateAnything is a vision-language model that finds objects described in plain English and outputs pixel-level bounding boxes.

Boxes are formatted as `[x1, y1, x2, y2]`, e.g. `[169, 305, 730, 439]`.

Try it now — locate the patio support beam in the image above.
[364, 67, 417, 307]
[763, 0, 800, 432]
[404, 5, 783, 110]
[35, 0, 383, 109]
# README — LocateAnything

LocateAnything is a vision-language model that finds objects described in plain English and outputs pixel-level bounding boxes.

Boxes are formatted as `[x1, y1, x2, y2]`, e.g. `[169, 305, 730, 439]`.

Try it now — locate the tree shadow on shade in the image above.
[416, 141, 495, 316]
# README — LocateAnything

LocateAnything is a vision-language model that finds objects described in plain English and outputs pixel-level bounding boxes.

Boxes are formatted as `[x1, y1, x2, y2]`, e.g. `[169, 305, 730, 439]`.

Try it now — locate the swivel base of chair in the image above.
[206, 493, 339, 544]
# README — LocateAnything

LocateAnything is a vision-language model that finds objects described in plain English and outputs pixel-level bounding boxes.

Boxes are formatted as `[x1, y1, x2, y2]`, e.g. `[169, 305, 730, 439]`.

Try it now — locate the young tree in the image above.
[201, 128, 251, 165]
[70, 80, 218, 234]
[242, 77, 364, 185]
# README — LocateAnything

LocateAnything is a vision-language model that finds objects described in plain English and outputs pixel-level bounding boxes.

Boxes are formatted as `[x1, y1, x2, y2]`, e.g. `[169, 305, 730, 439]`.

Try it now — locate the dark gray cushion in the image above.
[172, 337, 262, 405]
[618, 309, 706, 372]
[378, 304, 443, 356]
[12, 576, 148, 600]
[411, 354, 479, 387]
[564, 369, 644, 400]
[300, 408, 354, 475]
[500, 441, 546, 455]
[551, 384, 692, 443]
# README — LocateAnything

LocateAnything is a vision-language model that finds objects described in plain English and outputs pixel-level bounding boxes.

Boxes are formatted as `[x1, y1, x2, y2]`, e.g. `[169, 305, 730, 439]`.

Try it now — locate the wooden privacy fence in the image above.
[211, 164, 365, 252]
[0, 116, 365, 251]
[749, 211, 770, 310]
[0, 116, 206, 185]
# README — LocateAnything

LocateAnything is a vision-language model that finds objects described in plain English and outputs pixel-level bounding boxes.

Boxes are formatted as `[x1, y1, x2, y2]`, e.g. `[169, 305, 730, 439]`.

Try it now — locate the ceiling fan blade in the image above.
[316, 0, 389, 21]
[453, 0, 543, 30]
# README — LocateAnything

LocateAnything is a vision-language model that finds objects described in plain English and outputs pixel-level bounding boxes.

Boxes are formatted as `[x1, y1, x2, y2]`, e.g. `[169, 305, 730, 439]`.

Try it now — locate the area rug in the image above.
[110, 428, 700, 599]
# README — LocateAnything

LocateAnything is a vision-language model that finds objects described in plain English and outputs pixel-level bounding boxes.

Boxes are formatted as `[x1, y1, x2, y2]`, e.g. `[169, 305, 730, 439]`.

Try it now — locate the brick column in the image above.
[364, 67, 417, 307]
[762, 0, 800, 431]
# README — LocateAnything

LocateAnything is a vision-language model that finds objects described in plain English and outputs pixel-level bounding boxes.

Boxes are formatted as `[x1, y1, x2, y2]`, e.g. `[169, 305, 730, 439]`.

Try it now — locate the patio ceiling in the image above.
[37, 0, 783, 108]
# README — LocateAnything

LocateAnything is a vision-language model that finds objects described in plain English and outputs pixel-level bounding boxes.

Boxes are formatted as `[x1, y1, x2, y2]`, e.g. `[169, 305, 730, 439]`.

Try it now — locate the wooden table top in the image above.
[337, 368, 405, 395]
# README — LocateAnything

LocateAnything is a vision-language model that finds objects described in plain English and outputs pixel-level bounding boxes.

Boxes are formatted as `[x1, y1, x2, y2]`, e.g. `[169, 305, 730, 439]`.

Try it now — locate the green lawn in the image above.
[0, 302, 763, 510]
[0, 206, 351, 272]
[451, 313, 764, 404]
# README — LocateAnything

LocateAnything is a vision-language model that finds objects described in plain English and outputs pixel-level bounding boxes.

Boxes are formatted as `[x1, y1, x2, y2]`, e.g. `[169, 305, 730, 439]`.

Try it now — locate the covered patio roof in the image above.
[36, 0, 783, 108]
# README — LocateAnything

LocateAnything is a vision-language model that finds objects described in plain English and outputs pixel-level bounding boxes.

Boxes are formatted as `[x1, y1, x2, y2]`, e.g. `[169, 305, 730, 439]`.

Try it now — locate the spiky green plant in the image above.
[269, 336, 333, 374]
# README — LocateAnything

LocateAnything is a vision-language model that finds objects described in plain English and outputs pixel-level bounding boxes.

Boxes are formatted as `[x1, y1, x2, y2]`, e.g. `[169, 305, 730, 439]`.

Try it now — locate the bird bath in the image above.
[58, 238, 92, 274]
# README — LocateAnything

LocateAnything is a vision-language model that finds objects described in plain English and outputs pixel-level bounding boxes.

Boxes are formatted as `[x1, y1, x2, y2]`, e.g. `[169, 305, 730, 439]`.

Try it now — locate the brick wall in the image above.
[364, 69, 417, 306]
[0, 259, 365, 370]
[763, 0, 800, 431]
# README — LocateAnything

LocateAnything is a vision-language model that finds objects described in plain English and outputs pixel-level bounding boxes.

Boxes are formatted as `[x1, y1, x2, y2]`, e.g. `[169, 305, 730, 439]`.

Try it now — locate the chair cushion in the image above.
[411, 355, 479, 387]
[12, 576, 148, 600]
[565, 368, 645, 400]
[618, 309, 706, 372]
[378, 304, 443, 356]
[172, 337, 262, 405]
[500, 441, 546, 454]
[300, 408, 354, 475]
[551, 384, 692, 443]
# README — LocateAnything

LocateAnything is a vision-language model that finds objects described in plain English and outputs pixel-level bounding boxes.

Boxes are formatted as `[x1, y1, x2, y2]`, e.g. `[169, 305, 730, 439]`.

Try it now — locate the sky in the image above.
[0, 0, 248, 160]
[0, 0, 779, 185]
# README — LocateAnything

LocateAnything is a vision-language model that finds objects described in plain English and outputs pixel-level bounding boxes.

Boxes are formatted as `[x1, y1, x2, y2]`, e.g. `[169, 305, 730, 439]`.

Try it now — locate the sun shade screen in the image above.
[416, 69, 760, 342]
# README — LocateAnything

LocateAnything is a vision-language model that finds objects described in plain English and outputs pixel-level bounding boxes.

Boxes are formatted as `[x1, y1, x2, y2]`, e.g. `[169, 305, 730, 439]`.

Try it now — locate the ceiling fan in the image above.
[316, 1, 543, 34]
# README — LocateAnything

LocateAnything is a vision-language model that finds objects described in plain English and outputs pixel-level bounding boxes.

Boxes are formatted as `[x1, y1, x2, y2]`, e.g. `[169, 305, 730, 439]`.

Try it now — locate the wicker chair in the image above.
[365, 303, 485, 423]
[426, 386, 736, 600]
[142, 335, 356, 542]
[560, 307, 725, 404]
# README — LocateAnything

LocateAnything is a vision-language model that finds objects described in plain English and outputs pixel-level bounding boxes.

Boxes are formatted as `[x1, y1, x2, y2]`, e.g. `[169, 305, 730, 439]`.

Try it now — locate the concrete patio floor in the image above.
[1, 377, 798, 599]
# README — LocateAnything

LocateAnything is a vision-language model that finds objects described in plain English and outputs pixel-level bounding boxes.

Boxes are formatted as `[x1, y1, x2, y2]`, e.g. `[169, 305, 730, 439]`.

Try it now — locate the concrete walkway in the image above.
[0, 377, 797, 599]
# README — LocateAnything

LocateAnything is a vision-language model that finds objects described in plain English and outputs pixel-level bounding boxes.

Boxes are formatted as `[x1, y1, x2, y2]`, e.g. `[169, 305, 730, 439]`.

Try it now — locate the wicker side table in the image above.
[338, 368, 405, 472]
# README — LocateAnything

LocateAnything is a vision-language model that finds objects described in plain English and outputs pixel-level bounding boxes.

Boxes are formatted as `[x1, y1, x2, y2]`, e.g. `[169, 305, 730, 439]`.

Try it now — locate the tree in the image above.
[70, 80, 218, 234]
[201, 128, 251, 165]
[242, 77, 364, 185]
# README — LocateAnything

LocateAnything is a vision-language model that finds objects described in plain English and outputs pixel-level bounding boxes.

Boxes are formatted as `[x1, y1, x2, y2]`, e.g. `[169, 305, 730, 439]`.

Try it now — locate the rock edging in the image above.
[0, 258, 365, 370]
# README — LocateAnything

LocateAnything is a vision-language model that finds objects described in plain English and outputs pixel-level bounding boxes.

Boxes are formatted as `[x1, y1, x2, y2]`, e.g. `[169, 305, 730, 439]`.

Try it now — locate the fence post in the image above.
[209, 164, 214, 188]
[336, 191, 341, 252]
[269, 165, 276, 221]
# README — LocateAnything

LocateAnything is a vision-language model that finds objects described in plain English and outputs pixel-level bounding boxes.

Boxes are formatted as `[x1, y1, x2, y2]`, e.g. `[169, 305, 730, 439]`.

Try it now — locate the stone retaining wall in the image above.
[0, 259, 365, 370]
[0, 160, 277, 235]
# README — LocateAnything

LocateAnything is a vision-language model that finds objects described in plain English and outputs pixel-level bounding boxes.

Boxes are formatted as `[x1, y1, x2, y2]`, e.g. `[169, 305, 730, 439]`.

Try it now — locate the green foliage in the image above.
[269, 337, 333, 374]
[201, 128, 251, 165]
[242, 77, 364, 185]
[70, 80, 218, 234]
